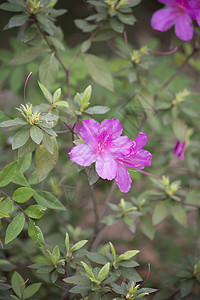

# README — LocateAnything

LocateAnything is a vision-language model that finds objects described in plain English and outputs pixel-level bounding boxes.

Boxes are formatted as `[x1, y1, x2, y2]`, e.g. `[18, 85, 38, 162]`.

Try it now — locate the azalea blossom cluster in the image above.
[151, 0, 200, 41]
[70, 118, 152, 193]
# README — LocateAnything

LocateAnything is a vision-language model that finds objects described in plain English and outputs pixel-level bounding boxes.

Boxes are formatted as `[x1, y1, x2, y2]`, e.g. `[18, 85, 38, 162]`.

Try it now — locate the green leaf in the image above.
[84, 54, 114, 92]
[9, 47, 50, 65]
[55, 101, 69, 108]
[0, 210, 10, 218]
[109, 242, 116, 261]
[51, 270, 58, 283]
[140, 215, 155, 240]
[17, 153, 32, 173]
[81, 261, 95, 279]
[25, 205, 45, 219]
[52, 245, 60, 263]
[101, 214, 120, 225]
[65, 233, 70, 253]
[63, 275, 90, 285]
[97, 262, 110, 282]
[70, 240, 88, 252]
[23, 283, 41, 299]
[123, 214, 135, 233]
[88, 292, 101, 300]
[13, 187, 34, 203]
[53, 88, 61, 102]
[12, 172, 30, 187]
[34, 136, 58, 182]
[171, 203, 187, 228]
[8, 14, 29, 29]
[172, 118, 187, 143]
[81, 40, 91, 53]
[28, 218, 45, 247]
[117, 250, 139, 261]
[11, 271, 25, 298]
[18, 137, 38, 158]
[0, 259, 16, 271]
[5, 213, 25, 244]
[33, 191, 66, 211]
[39, 53, 59, 89]
[85, 105, 110, 114]
[38, 81, 53, 103]
[0, 161, 17, 187]
[42, 132, 54, 154]
[152, 201, 169, 225]
[30, 126, 43, 144]
[12, 128, 30, 150]
[110, 17, 124, 33]
[0, 199, 13, 220]
[117, 13, 136, 25]
[180, 279, 193, 297]
[0, 118, 27, 127]
[74, 19, 97, 32]
[0, 3, 24, 12]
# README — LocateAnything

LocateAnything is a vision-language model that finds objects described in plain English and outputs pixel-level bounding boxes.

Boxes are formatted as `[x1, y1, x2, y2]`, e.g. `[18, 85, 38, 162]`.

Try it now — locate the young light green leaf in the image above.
[34, 136, 58, 182]
[38, 81, 53, 103]
[117, 250, 139, 261]
[11, 271, 25, 299]
[70, 240, 88, 252]
[30, 126, 43, 144]
[83, 85, 92, 106]
[81, 261, 95, 279]
[109, 242, 116, 261]
[84, 54, 114, 92]
[25, 205, 45, 219]
[97, 262, 110, 282]
[5, 213, 25, 244]
[0, 210, 10, 218]
[12, 129, 30, 150]
[23, 283, 42, 299]
[52, 245, 60, 263]
[13, 187, 34, 203]
[55, 101, 69, 108]
[53, 88, 61, 102]
[28, 218, 45, 247]
[65, 233, 70, 253]
[0, 161, 17, 187]
[0, 199, 13, 220]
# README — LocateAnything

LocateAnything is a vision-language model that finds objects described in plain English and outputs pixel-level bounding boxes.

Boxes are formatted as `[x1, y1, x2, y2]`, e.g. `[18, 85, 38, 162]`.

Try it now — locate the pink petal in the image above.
[120, 150, 152, 169]
[175, 14, 193, 41]
[99, 118, 123, 140]
[115, 163, 132, 193]
[80, 119, 100, 147]
[109, 136, 133, 157]
[95, 155, 117, 180]
[70, 144, 97, 166]
[133, 132, 147, 152]
[151, 8, 176, 31]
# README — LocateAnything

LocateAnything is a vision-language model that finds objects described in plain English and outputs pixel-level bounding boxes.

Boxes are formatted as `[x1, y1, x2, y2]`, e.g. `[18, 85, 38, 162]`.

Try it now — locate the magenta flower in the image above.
[151, 0, 196, 41]
[70, 118, 152, 193]
[174, 140, 186, 160]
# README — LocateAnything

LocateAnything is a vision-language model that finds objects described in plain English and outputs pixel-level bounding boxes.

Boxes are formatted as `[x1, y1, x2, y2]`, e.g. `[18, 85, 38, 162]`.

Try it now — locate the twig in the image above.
[161, 49, 197, 90]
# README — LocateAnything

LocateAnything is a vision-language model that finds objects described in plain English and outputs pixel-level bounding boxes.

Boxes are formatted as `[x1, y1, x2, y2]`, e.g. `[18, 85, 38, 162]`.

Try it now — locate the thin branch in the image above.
[161, 49, 197, 90]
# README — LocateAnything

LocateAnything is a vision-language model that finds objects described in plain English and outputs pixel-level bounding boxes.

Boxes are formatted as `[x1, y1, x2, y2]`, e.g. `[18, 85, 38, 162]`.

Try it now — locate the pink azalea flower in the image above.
[151, 0, 196, 41]
[174, 140, 186, 160]
[70, 118, 152, 193]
